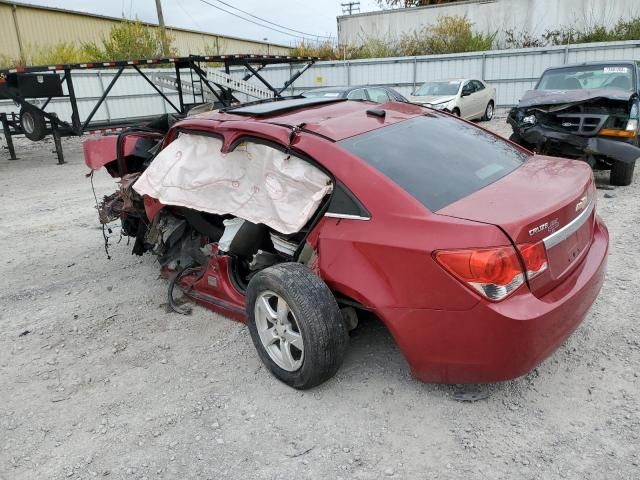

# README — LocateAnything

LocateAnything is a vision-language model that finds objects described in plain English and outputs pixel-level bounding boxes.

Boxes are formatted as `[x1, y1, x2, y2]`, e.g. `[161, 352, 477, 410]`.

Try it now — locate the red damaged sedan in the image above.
[84, 97, 608, 389]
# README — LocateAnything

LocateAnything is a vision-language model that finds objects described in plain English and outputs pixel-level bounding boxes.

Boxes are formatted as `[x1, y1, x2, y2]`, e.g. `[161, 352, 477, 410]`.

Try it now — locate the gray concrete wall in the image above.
[337, 0, 640, 46]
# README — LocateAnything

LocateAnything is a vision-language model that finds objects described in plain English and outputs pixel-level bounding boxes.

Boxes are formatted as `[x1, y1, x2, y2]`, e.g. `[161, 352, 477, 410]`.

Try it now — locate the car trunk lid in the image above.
[437, 155, 596, 296]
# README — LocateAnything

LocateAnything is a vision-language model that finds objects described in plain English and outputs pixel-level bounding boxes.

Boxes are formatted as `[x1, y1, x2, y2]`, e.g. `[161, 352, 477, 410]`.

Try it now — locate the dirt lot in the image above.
[1, 115, 639, 480]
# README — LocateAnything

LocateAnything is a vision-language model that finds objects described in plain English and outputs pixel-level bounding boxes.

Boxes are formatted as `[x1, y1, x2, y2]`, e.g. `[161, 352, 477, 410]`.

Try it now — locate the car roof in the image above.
[420, 78, 466, 83]
[543, 61, 636, 71]
[305, 85, 394, 93]
[196, 97, 427, 141]
[306, 86, 353, 93]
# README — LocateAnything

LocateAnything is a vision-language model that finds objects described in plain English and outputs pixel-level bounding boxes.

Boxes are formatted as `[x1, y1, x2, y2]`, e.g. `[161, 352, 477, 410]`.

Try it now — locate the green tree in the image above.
[399, 15, 495, 55]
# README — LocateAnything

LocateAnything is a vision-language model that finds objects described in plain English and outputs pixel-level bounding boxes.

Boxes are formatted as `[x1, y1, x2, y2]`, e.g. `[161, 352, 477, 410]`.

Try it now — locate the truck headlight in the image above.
[522, 114, 536, 125]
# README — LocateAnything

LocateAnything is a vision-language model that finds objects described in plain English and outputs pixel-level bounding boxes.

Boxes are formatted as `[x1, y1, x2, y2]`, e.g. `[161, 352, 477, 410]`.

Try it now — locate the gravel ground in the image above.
[1, 116, 639, 480]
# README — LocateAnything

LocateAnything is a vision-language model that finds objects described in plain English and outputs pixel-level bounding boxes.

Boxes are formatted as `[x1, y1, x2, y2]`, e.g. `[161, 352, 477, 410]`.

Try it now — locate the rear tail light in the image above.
[434, 246, 524, 301]
[518, 241, 548, 280]
[434, 241, 548, 302]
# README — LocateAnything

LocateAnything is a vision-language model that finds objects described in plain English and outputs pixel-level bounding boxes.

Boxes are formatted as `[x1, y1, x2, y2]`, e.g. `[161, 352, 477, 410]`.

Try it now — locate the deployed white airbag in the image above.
[133, 133, 332, 234]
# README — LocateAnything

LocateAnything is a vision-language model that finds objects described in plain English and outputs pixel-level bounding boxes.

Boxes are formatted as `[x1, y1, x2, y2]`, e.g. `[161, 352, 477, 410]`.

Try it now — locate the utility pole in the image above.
[341, 2, 361, 15]
[155, 0, 169, 56]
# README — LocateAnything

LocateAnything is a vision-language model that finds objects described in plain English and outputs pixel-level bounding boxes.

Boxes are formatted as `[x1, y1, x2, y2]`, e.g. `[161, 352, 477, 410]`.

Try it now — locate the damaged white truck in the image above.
[508, 61, 640, 186]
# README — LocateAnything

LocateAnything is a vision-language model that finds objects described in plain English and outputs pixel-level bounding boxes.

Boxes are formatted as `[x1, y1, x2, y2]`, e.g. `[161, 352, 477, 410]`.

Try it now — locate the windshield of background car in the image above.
[302, 90, 344, 98]
[339, 115, 529, 211]
[537, 64, 634, 91]
[414, 81, 460, 96]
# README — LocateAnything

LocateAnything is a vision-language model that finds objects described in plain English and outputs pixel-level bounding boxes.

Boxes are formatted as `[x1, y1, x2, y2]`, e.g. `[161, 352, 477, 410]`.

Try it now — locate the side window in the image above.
[346, 88, 367, 101]
[326, 181, 370, 220]
[472, 80, 485, 91]
[461, 81, 474, 96]
[366, 88, 390, 103]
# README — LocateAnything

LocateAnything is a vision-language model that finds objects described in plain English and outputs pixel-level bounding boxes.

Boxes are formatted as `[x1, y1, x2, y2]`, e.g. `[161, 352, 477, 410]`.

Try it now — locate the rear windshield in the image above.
[339, 115, 529, 211]
[302, 90, 343, 98]
[537, 64, 635, 91]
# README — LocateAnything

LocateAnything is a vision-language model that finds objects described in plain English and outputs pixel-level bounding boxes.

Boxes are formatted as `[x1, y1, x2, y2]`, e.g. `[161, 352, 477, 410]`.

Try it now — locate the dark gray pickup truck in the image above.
[508, 61, 640, 186]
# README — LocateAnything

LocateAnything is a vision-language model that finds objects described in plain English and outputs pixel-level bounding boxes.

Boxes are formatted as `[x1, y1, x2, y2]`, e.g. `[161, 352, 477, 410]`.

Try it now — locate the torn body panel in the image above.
[515, 88, 633, 110]
[84, 117, 336, 324]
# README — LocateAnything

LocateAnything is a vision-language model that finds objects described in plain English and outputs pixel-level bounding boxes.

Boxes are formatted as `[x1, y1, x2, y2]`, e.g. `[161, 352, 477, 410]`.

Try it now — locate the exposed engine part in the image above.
[249, 250, 281, 271]
[144, 213, 209, 268]
[270, 233, 297, 257]
[218, 218, 246, 252]
[218, 218, 271, 258]
[97, 191, 120, 224]
[146, 215, 187, 254]
[180, 209, 224, 242]
[120, 173, 144, 211]
[96, 172, 144, 225]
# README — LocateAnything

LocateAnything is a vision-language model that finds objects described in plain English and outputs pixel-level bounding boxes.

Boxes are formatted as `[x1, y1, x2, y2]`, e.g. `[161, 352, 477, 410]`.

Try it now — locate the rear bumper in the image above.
[378, 217, 609, 384]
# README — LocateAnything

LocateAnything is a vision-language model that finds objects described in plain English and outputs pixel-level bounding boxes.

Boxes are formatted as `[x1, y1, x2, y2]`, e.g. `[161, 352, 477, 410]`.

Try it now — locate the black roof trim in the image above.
[223, 97, 346, 116]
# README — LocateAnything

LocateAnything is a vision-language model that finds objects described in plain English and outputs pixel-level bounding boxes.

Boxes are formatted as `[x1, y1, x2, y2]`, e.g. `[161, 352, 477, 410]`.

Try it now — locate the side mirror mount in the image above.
[461, 89, 472, 97]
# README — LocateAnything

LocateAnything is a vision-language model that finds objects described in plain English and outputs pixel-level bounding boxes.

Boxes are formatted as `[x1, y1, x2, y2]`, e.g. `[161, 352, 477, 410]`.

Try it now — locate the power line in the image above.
[211, 0, 333, 39]
[175, 0, 206, 32]
[196, 0, 331, 43]
[341, 2, 361, 15]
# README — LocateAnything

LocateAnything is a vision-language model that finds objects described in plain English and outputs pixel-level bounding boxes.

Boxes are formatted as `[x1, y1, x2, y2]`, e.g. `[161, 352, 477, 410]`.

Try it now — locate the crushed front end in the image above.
[508, 89, 640, 185]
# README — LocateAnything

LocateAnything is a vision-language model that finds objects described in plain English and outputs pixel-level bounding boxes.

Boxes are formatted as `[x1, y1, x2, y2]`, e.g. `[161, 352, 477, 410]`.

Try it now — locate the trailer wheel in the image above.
[20, 106, 46, 141]
[610, 160, 636, 186]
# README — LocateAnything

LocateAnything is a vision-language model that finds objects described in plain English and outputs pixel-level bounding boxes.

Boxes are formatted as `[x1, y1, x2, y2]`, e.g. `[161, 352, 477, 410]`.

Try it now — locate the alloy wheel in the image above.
[254, 290, 304, 371]
[486, 103, 494, 120]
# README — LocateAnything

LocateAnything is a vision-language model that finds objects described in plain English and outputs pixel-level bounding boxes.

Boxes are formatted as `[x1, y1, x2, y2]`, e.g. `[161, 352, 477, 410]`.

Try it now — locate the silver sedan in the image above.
[409, 79, 496, 121]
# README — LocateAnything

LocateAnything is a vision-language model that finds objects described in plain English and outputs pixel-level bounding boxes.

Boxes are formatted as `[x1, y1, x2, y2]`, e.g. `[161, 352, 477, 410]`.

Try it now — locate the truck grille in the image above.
[554, 113, 608, 135]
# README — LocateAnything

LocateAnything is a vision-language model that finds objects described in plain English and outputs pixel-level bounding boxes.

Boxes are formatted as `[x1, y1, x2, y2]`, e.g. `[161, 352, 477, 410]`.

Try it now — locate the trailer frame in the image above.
[0, 54, 317, 163]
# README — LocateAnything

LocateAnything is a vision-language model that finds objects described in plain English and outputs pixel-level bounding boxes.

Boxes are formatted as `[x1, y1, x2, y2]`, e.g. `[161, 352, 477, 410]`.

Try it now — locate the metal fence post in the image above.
[346, 61, 351, 86]
[289, 64, 295, 95]
[413, 57, 417, 90]
[481, 53, 487, 80]
[97, 71, 112, 123]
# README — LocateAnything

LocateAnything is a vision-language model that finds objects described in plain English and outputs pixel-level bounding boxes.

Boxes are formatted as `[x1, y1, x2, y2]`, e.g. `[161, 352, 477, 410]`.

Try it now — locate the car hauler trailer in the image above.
[0, 54, 317, 163]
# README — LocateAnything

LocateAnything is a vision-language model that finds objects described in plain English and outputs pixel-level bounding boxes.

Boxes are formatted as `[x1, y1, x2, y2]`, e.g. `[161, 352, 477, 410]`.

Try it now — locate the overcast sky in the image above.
[18, 0, 382, 46]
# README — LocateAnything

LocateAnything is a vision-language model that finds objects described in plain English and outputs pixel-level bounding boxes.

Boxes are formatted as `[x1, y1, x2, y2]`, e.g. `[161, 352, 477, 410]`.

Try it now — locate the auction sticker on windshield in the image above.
[604, 67, 628, 73]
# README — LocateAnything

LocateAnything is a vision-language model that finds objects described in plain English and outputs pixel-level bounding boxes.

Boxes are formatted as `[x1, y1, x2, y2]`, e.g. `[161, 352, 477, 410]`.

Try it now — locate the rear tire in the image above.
[482, 101, 494, 121]
[246, 263, 348, 389]
[610, 160, 636, 186]
[19, 106, 46, 142]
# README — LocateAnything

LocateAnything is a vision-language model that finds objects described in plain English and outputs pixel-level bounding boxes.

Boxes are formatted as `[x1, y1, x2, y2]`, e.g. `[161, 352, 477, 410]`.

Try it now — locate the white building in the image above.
[337, 0, 640, 46]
